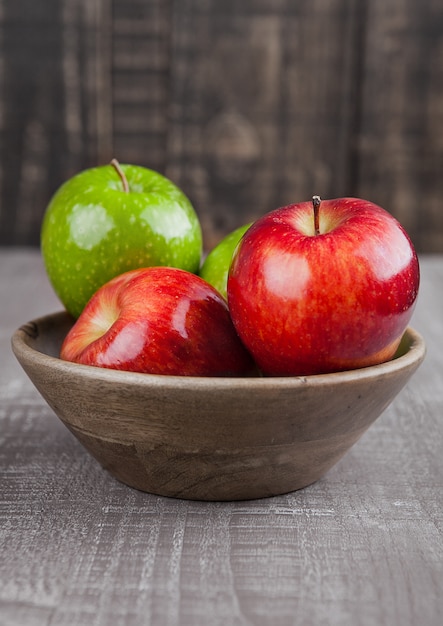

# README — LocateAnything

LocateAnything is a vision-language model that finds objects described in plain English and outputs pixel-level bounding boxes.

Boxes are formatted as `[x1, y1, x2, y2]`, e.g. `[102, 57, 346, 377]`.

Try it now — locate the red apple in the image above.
[227, 196, 420, 376]
[61, 267, 256, 377]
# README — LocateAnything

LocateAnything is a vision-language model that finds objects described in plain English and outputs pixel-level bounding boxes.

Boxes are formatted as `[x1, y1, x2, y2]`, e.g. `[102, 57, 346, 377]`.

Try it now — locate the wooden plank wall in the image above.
[0, 0, 442, 252]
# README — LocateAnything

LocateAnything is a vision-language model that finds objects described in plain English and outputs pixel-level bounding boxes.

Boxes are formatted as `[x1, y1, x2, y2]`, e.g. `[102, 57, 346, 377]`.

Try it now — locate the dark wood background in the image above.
[0, 0, 442, 252]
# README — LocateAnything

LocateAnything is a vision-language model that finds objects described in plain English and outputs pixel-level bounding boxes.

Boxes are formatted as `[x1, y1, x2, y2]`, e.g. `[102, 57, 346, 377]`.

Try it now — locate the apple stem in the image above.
[312, 195, 321, 235]
[110, 158, 130, 193]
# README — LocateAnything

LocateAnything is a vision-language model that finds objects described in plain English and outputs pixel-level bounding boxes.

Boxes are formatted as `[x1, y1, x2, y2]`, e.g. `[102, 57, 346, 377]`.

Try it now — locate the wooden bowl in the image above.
[12, 312, 425, 501]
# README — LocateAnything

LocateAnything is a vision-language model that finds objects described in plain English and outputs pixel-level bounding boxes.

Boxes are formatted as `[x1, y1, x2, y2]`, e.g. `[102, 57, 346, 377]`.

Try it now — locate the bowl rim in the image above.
[11, 311, 426, 391]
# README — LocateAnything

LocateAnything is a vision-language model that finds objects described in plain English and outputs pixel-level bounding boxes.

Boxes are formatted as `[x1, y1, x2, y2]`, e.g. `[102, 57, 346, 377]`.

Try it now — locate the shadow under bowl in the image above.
[11, 312, 426, 501]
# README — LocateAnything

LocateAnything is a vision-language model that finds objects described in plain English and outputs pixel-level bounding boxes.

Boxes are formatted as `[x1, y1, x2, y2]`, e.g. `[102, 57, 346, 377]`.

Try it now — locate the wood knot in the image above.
[204, 111, 261, 185]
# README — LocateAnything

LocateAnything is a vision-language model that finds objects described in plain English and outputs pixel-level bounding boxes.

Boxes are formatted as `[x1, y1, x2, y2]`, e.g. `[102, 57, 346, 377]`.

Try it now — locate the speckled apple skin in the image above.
[228, 198, 420, 376]
[60, 267, 256, 377]
[41, 164, 202, 318]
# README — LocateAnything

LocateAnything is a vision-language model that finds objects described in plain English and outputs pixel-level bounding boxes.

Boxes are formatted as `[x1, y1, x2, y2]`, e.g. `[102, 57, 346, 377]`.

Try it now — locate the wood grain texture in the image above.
[11, 314, 424, 501]
[355, 0, 443, 253]
[167, 0, 362, 250]
[112, 0, 171, 170]
[1, 249, 443, 625]
[1, 1, 443, 251]
[0, 0, 113, 246]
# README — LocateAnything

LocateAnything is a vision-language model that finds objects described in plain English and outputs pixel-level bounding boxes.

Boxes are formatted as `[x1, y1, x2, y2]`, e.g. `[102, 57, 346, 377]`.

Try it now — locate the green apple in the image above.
[199, 223, 252, 299]
[41, 160, 203, 318]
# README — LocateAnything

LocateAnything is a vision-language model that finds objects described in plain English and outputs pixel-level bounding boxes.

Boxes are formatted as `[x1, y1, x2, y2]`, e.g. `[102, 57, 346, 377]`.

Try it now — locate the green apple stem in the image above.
[312, 195, 321, 235]
[111, 158, 130, 193]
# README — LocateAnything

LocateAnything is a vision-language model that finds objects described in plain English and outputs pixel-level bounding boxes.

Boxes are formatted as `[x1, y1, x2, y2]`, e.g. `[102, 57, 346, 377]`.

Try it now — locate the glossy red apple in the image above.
[227, 196, 420, 376]
[61, 267, 256, 377]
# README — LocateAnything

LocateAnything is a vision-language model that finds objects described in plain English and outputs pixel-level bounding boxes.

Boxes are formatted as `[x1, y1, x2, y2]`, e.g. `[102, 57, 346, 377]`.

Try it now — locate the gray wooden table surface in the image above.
[1, 249, 442, 626]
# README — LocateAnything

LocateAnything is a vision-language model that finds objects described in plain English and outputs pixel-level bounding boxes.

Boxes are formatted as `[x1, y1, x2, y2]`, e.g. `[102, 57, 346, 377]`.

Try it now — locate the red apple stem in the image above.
[110, 158, 130, 193]
[312, 195, 321, 235]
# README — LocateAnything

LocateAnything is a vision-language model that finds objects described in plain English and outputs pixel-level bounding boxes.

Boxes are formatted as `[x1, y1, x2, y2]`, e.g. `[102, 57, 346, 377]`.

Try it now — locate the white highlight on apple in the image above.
[68, 204, 115, 250]
[263, 251, 311, 300]
[97, 321, 148, 365]
[171, 298, 190, 339]
[140, 202, 194, 243]
[357, 224, 413, 282]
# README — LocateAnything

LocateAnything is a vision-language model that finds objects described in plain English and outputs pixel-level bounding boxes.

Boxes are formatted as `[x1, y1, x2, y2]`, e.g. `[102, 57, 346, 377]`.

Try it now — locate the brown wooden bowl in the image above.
[12, 312, 425, 501]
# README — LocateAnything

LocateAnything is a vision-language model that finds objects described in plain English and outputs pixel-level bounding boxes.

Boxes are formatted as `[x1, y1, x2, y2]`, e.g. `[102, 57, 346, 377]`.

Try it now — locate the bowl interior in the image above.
[13, 311, 425, 387]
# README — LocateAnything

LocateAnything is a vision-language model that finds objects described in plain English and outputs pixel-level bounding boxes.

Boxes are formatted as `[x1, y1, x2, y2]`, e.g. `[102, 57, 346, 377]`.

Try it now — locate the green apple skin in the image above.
[41, 163, 203, 318]
[199, 223, 252, 299]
